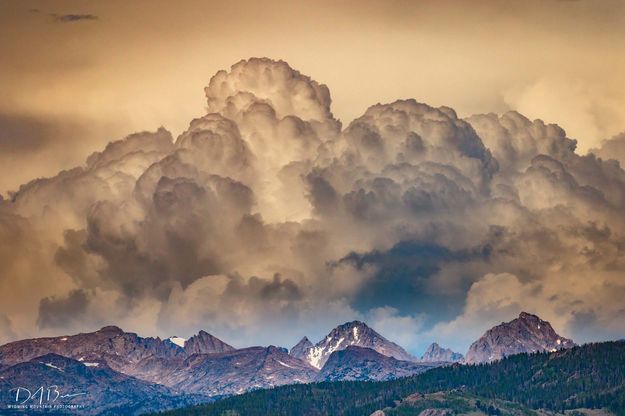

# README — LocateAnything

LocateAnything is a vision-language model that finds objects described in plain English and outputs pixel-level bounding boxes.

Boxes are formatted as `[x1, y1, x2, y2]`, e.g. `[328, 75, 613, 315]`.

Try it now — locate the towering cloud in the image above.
[1, 58, 624, 353]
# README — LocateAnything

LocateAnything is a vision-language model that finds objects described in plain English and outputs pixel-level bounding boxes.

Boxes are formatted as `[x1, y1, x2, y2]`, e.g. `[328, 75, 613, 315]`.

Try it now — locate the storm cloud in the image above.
[1, 58, 625, 354]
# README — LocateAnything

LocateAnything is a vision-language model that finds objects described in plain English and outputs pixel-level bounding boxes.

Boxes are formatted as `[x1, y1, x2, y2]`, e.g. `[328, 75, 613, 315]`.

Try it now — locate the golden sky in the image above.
[2, 1, 625, 351]
[1, 0, 624, 195]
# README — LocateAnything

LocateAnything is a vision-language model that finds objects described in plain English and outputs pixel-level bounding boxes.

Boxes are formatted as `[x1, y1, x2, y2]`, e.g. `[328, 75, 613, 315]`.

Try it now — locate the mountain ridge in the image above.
[317, 345, 437, 381]
[0, 312, 582, 414]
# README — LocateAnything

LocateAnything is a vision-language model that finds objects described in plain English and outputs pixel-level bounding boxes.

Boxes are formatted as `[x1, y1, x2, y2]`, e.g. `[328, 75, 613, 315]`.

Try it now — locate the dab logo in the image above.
[6, 386, 87, 410]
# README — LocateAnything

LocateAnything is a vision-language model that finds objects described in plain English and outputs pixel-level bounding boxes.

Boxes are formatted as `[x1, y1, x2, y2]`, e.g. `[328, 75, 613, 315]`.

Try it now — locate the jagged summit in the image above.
[97, 325, 125, 334]
[421, 342, 463, 362]
[290, 336, 314, 359]
[0, 325, 234, 375]
[164, 330, 235, 353]
[300, 320, 415, 369]
[464, 311, 575, 364]
[185, 330, 235, 354]
[518, 312, 541, 321]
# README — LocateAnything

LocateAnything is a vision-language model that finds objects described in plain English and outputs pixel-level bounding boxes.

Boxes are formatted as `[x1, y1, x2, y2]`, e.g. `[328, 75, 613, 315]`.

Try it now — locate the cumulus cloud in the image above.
[1, 57, 625, 354]
[504, 77, 625, 153]
[366, 307, 426, 351]
[591, 132, 625, 167]
[205, 59, 340, 133]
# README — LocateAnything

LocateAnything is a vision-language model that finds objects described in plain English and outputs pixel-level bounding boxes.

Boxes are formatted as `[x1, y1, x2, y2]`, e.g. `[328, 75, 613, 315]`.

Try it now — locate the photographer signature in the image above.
[9, 386, 87, 405]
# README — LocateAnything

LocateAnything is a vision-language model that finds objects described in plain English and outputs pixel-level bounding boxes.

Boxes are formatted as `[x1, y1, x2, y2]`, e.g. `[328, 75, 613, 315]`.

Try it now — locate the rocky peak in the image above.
[184, 330, 235, 355]
[97, 325, 125, 335]
[464, 311, 575, 364]
[290, 336, 314, 359]
[301, 320, 415, 369]
[420, 342, 463, 362]
[325, 321, 374, 344]
[265, 345, 290, 355]
[518, 312, 542, 323]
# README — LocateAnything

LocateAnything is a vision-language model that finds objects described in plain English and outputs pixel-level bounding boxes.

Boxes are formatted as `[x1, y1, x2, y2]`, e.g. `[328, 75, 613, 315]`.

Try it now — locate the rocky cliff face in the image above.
[300, 321, 416, 369]
[420, 343, 463, 362]
[317, 346, 437, 381]
[464, 312, 575, 364]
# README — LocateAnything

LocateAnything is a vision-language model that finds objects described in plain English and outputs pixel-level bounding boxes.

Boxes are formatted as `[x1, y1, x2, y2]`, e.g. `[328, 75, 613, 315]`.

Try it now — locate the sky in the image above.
[2, 0, 625, 196]
[1, 0, 625, 355]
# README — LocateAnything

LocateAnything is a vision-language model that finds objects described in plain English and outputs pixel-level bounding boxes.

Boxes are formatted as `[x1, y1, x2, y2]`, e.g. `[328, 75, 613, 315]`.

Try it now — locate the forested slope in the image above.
[154, 341, 625, 416]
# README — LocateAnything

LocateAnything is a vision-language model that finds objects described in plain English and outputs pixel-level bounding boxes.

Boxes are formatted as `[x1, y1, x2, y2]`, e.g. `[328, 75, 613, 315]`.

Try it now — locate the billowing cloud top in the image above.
[205, 58, 339, 129]
[1, 58, 625, 354]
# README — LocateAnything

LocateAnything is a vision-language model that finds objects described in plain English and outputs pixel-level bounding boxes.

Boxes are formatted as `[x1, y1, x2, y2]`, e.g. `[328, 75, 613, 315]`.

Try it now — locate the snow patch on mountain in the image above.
[168, 336, 187, 348]
[42, 362, 63, 371]
[276, 360, 296, 369]
[301, 321, 415, 369]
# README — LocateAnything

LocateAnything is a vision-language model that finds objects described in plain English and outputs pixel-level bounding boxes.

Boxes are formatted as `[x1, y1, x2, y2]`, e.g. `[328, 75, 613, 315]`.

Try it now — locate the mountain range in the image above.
[165, 341, 625, 416]
[0, 312, 576, 414]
